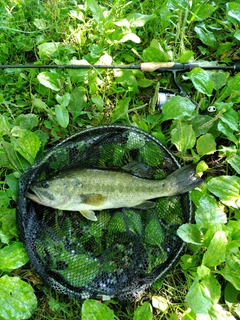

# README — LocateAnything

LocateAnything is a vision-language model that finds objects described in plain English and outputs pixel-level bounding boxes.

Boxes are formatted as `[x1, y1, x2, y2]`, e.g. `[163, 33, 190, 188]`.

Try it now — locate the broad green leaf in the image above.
[194, 23, 216, 47]
[191, 115, 213, 137]
[171, 121, 196, 153]
[5, 173, 18, 198]
[202, 230, 228, 267]
[13, 130, 41, 165]
[186, 277, 212, 314]
[114, 18, 129, 28]
[55, 105, 69, 128]
[133, 301, 152, 320]
[196, 133, 216, 156]
[110, 97, 131, 123]
[0, 275, 37, 320]
[126, 13, 156, 27]
[178, 50, 194, 63]
[161, 96, 196, 121]
[138, 78, 153, 88]
[119, 33, 140, 43]
[209, 71, 229, 91]
[234, 29, 240, 40]
[220, 251, 240, 290]
[209, 303, 237, 320]
[195, 194, 227, 229]
[185, 68, 214, 96]
[180, 254, 199, 271]
[207, 176, 240, 208]
[177, 223, 201, 245]
[152, 296, 168, 312]
[0, 242, 29, 272]
[92, 96, 103, 112]
[14, 114, 39, 131]
[224, 282, 240, 305]
[220, 109, 239, 132]
[0, 141, 25, 171]
[226, 2, 240, 24]
[0, 208, 17, 244]
[86, 0, 105, 23]
[69, 9, 85, 22]
[67, 60, 89, 83]
[33, 18, 46, 30]
[197, 265, 211, 279]
[37, 42, 61, 59]
[82, 300, 114, 320]
[203, 223, 223, 247]
[142, 47, 170, 62]
[68, 87, 87, 119]
[227, 154, 240, 174]
[115, 69, 139, 94]
[217, 121, 238, 144]
[217, 73, 240, 102]
[56, 93, 71, 107]
[0, 114, 10, 137]
[216, 42, 232, 58]
[37, 72, 61, 91]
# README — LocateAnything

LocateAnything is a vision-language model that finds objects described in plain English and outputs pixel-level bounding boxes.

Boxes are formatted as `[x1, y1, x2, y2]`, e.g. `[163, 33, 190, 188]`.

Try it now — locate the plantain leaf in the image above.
[202, 230, 228, 267]
[37, 72, 61, 91]
[126, 13, 156, 27]
[220, 251, 240, 290]
[185, 68, 214, 96]
[55, 105, 69, 128]
[0, 275, 37, 320]
[82, 300, 114, 320]
[13, 130, 41, 165]
[14, 114, 39, 130]
[0, 242, 29, 272]
[207, 176, 240, 208]
[85, 0, 105, 23]
[194, 23, 216, 47]
[177, 223, 201, 245]
[133, 302, 153, 320]
[162, 96, 196, 121]
[196, 133, 216, 156]
[142, 47, 170, 62]
[195, 194, 227, 229]
[171, 120, 196, 153]
[186, 273, 221, 314]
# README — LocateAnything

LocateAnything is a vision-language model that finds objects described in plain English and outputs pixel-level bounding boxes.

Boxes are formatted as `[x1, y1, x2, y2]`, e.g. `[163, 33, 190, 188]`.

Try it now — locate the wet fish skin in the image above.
[25, 164, 203, 221]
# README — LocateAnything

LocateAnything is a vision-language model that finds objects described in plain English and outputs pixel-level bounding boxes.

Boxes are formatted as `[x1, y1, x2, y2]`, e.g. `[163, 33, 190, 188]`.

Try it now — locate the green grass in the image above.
[0, 0, 240, 319]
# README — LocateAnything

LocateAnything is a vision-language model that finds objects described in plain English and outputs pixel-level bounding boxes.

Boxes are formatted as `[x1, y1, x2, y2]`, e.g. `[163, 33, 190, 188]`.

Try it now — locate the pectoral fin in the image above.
[134, 201, 156, 210]
[80, 210, 98, 221]
[83, 193, 106, 206]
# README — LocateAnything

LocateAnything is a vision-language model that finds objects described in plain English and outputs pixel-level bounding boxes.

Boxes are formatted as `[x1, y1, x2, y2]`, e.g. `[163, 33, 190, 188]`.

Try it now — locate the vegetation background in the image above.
[0, 0, 239, 319]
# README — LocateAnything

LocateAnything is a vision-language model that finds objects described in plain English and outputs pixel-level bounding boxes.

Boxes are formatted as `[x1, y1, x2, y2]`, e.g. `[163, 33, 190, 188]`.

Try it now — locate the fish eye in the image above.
[41, 181, 50, 189]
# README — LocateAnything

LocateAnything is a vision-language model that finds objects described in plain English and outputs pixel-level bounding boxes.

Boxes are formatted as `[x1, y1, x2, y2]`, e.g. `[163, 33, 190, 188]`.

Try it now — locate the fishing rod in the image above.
[1, 61, 239, 72]
[1, 61, 239, 107]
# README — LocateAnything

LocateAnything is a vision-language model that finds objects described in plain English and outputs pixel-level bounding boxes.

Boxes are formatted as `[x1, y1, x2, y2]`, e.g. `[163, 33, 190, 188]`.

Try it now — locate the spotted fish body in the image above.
[26, 164, 203, 221]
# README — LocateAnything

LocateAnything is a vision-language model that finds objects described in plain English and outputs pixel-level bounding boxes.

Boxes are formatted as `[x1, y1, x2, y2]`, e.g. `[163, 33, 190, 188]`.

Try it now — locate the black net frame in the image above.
[16, 124, 192, 302]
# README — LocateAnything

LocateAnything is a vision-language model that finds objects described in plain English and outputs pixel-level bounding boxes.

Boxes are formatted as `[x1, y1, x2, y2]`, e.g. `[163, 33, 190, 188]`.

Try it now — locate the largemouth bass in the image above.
[25, 164, 203, 221]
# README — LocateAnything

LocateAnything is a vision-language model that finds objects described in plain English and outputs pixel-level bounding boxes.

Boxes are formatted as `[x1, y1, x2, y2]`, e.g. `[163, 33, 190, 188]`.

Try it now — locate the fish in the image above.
[25, 164, 203, 221]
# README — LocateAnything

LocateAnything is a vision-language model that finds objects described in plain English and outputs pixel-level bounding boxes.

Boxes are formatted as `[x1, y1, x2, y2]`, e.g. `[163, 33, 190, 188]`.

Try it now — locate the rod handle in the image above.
[140, 62, 175, 72]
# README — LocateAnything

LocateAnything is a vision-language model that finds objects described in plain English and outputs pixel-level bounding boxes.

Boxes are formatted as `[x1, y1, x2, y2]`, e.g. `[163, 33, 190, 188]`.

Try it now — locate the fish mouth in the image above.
[25, 189, 43, 204]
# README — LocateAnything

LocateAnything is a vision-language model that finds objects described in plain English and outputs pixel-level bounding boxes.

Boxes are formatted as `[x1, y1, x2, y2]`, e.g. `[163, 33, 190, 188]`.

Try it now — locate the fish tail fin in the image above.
[168, 164, 203, 195]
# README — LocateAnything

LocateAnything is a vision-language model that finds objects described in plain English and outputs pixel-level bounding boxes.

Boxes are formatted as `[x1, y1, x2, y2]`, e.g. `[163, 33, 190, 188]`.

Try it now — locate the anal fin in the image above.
[134, 201, 156, 210]
[80, 210, 98, 221]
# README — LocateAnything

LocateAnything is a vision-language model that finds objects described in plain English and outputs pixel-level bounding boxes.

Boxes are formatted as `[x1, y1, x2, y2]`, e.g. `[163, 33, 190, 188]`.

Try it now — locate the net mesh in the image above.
[16, 125, 191, 302]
